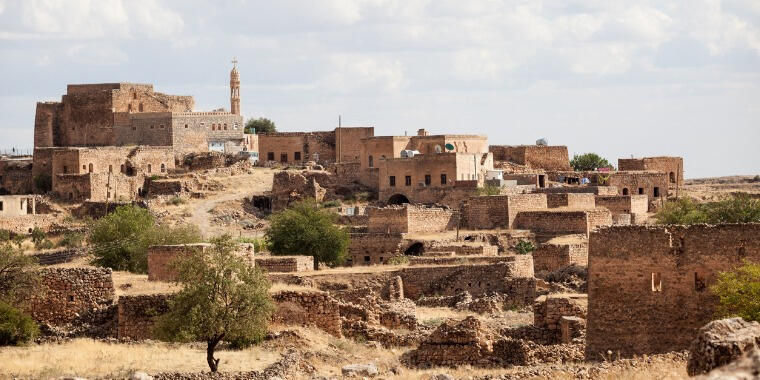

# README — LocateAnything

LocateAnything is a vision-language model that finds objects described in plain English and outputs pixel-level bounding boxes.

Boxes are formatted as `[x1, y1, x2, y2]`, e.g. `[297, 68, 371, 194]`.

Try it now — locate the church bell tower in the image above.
[230, 58, 240, 115]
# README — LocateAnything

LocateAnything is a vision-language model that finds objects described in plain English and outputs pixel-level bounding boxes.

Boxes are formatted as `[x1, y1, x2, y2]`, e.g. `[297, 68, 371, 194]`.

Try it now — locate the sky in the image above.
[0, 0, 758, 178]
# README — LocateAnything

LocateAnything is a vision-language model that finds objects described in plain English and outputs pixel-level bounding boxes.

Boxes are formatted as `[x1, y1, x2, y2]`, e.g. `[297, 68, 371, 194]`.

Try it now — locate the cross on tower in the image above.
[231, 57, 238, 68]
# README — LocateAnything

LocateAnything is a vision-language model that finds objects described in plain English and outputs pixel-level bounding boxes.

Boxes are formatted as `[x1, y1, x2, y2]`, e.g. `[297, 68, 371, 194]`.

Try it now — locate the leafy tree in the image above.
[30, 228, 46, 246]
[154, 236, 273, 372]
[244, 117, 277, 134]
[0, 243, 39, 306]
[570, 153, 614, 171]
[88, 205, 202, 273]
[711, 261, 760, 322]
[265, 200, 350, 269]
[0, 301, 39, 346]
[477, 185, 501, 196]
[655, 197, 709, 225]
[515, 240, 535, 255]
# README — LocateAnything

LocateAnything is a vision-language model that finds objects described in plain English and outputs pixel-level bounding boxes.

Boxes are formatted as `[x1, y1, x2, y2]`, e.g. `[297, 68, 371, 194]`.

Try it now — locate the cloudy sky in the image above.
[1, 0, 758, 178]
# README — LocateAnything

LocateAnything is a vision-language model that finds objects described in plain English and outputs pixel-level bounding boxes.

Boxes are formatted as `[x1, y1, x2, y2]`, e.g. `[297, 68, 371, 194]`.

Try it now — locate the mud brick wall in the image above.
[618, 157, 683, 186]
[462, 194, 548, 230]
[594, 195, 648, 218]
[27, 268, 115, 325]
[272, 291, 343, 337]
[586, 224, 760, 359]
[532, 242, 589, 272]
[255, 256, 314, 272]
[490, 145, 571, 171]
[147, 244, 211, 282]
[117, 294, 171, 340]
[349, 233, 404, 265]
[533, 294, 587, 343]
[546, 193, 595, 209]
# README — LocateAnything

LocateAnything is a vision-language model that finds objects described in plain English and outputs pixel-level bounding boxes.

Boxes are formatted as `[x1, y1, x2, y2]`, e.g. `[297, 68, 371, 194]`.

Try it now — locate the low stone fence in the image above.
[255, 255, 313, 272]
[32, 248, 84, 266]
[117, 294, 171, 340]
[271, 291, 343, 337]
[27, 267, 115, 325]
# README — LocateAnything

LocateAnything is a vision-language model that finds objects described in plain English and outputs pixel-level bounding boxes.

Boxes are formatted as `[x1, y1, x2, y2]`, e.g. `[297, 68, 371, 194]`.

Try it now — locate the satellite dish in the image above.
[536, 138, 548, 146]
[445, 143, 455, 151]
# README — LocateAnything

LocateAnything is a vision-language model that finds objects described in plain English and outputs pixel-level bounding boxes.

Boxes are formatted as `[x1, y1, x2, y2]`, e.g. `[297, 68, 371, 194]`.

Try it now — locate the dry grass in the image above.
[111, 271, 179, 296]
[0, 339, 280, 379]
[268, 282, 320, 293]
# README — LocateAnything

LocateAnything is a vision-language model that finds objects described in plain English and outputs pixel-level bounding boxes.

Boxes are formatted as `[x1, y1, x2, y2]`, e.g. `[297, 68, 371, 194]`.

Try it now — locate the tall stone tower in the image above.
[230, 58, 240, 115]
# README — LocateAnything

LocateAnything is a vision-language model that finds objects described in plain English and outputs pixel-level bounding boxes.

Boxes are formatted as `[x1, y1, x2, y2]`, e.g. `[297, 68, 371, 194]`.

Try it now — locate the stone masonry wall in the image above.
[27, 268, 115, 325]
[546, 193, 596, 209]
[532, 242, 589, 272]
[255, 256, 314, 272]
[594, 195, 648, 220]
[533, 294, 587, 343]
[117, 294, 171, 340]
[490, 145, 571, 171]
[147, 244, 211, 282]
[462, 194, 548, 230]
[349, 233, 404, 265]
[271, 291, 343, 337]
[586, 224, 760, 359]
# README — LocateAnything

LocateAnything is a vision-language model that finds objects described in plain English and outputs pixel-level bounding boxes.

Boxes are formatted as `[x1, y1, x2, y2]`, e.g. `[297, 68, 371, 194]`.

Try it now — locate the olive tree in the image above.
[154, 236, 273, 372]
[265, 200, 349, 269]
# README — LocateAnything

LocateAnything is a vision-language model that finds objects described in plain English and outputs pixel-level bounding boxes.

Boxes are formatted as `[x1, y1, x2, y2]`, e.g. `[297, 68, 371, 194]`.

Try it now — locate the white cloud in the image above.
[321, 54, 406, 94]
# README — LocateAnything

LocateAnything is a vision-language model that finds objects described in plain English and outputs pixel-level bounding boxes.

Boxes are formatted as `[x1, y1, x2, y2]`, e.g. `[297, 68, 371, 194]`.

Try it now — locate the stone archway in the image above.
[388, 193, 410, 205]
[404, 242, 424, 256]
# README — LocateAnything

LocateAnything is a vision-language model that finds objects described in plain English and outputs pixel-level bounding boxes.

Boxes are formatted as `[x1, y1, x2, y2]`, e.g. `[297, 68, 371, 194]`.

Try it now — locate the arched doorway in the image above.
[622, 188, 629, 195]
[669, 172, 676, 183]
[404, 242, 424, 256]
[388, 194, 410, 205]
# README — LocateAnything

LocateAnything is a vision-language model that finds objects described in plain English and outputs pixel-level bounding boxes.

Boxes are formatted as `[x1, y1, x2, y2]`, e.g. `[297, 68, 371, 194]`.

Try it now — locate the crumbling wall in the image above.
[514, 209, 612, 238]
[533, 294, 587, 343]
[594, 195, 648, 221]
[462, 194, 548, 230]
[349, 233, 404, 265]
[27, 268, 115, 325]
[0, 158, 34, 194]
[490, 145, 571, 171]
[586, 224, 760, 359]
[117, 294, 171, 340]
[618, 157, 683, 187]
[546, 193, 595, 209]
[255, 256, 314, 272]
[532, 242, 588, 272]
[271, 291, 343, 337]
[147, 244, 210, 282]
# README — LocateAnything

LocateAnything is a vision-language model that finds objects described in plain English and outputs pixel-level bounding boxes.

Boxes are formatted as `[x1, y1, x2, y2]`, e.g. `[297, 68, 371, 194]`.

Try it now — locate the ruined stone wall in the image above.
[586, 224, 760, 359]
[514, 211, 589, 236]
[533, 294, 587, 343]
[462, 194, 548, 230]
[367, 206, 408, 233]
[272, 291, 343, 337]
[147, 244, 211, 282]
[490, 145, 571, 171]
[502, 173, 539, 186]
[586, 209, 614, 231]
[532, 242, 588, 272]
[546, 193, 595, 209]
[117, 294, 170, 340]
[594, 195, 648, 219]
[0, 158, 33, 194]
[378, 185, 479, 209]
[34, 102, 63, 148]
[258, 131, 336, 164]
[406, 205, 455, 233]
[349, 233, 404, 265]
[533, 185, 619, 196]
[618, 157, 683, 186]
[328, 162, 362, 184]
[53, 173, 144, 202]
[0, 214, 55, 234]
[255, 256, 313, 272]
[27, 268, 114, 325]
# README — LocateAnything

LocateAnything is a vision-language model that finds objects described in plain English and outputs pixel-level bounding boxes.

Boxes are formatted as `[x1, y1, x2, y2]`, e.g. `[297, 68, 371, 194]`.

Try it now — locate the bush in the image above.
[0, 230, 10, 242]
[244, 117, 276, 134]
[166, 196, 185, 206]
[0, 301, 38, 346]
[89, 205, 202, 273]
[0, 243, 39, 305]
[34, 239, 54, 250]
[570, 153, 614, 171]
[237, 237, 266, 253]
[515, 240, 535, 255]
[477, 185, 501, 196]
[265, 200, 350, 269]
[711, 261, 760, 322]
[655, 195, 760, 225]
[348, 191, 371, 203]
[30, 228, 46, 246]
[386, 255, 410, 265]
[321, 200, 341, 208]
[59, 232, 84, 248]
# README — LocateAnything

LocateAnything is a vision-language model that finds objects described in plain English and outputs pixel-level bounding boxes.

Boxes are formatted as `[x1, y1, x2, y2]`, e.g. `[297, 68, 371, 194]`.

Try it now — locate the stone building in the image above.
[489, 145, 571, 171]
[586, 224, 760, 359]
[257, 126, 374, 165]
[0, 195, 36, 216]
[618, 156, 683, 187]
[0, 156, 33, 195]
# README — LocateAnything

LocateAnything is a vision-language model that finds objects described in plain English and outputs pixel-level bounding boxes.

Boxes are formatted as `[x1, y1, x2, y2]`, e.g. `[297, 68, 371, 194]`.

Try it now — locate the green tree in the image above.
[655, 195, 760, 225]
[0, 243, 39, 306]
[570, 153, 614, 171]
[654, 197, 709, 225]
[711, 261, 760, 322]
[244, 117, 277, 134]
[0, 301, 39, 346]
[265, 200, 350, 269]
[515, 240, 535, 255]
[88, 205, 202, 273]
[154, 236, 273, 372]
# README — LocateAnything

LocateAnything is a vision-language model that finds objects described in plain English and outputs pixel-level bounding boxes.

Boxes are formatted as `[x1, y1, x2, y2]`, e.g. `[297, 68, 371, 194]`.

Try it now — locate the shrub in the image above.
[570, 153, 614, 171]
[0, 301, 38, 346]
[655, 195, 760, 225]
[477, 185, 501, 196]
[348, 191, 371, 203]
[711, 261, 760, 322]
[34, 239, 54, 250]
[386, 255, 410, 266]
[321, 200, 341, 208]
[166, 196, 185, 206]
[515, 240, 534, 255]
[89, 205, 202, 273]
[0, 230, 10, 242]
[265, 200, 350, 269]
[30, 228, 46, 246]
[244, 117, 276, 134]
[0, 243, 39, 305]
[154, 235, 273, 372]
[237, 237, 266, 253]
[59, 232, 84, 248]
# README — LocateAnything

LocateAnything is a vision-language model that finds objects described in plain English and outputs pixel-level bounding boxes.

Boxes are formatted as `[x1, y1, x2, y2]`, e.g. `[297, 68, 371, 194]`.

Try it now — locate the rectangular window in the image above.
[267, 152, 274, 161]
[638, 188, 644, 195]
[294, 152, 301, 161]
[159, 124, 165, 129]
[654, 187, 660, 197]
[405, 176, 412, 186]
[651, 272, 662, 292]
[389, 176, 396, 187]
[364, 256, 370, 263]
[280, 153, 288, 163]
[0, 201, 3, 211]
[424, 174, 431, 186]
[441, 174, 447, 185]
